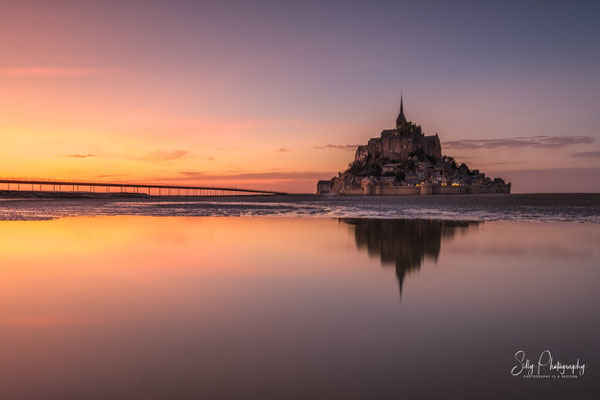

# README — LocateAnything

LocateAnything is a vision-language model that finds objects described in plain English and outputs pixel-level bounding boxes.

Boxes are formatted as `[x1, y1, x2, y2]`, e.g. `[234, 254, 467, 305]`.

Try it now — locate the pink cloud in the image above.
[314, 144, 359, 151]
[443, 135, 595, 150]
[1, 313, 97, 327]
[176, 170, 336, 181]
[0, 67, 98, 77]
[570, 150, 600, 158]
[136, 150, 189, 162]
[61, 154, 97, 158]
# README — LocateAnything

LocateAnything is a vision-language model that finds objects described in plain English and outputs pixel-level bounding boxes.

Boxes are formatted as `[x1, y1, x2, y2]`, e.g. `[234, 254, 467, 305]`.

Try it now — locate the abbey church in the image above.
[354, 97, 442, 165]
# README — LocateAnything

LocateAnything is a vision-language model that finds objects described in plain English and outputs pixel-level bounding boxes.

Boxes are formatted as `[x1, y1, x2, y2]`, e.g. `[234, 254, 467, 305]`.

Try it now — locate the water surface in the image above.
[0, 193, 599, 222]
[0, 216, 598, 399]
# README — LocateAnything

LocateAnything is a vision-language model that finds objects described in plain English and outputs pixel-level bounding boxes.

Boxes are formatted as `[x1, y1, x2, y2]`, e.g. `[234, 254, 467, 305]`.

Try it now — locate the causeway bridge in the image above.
[0, 177, 286, 196]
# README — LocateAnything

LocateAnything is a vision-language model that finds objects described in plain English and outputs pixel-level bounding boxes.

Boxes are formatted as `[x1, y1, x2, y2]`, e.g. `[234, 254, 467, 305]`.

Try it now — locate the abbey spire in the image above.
[396, 94, 407, 128]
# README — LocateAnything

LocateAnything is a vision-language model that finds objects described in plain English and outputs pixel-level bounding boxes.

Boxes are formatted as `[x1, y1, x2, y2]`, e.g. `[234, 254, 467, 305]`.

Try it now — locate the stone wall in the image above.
[434, 185, 468, 195]
[338, 183, 511, 196]
[355, 134, 441, 164]
[340, 189, 363, 195]
[372, 186, 420, 195]
[467, 184, 511, 194]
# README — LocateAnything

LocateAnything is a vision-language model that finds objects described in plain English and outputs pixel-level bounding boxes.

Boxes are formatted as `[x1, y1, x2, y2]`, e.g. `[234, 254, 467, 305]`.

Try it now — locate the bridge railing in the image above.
[0, 177, 286, 196]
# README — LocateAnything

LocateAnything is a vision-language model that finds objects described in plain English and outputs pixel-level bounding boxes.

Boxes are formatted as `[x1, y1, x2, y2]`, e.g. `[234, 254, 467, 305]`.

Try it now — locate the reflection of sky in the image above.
[1, 1, 599, 192]
[0, 217, 599, 397]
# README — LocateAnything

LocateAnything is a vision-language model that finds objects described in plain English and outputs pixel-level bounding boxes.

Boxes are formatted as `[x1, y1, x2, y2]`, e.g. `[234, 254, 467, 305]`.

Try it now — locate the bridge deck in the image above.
[0, 178, 286, 196]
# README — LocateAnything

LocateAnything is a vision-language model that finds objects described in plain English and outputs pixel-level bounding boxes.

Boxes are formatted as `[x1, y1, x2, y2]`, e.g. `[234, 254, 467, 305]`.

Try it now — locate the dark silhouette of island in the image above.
[317, 96, 510, 195]
[340, 218, 478, 298]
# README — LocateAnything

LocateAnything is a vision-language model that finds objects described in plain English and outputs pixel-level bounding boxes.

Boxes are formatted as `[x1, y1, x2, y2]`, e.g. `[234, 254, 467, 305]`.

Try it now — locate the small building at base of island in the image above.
[317, 96, 510, 195]
[316, 180, 332, 194]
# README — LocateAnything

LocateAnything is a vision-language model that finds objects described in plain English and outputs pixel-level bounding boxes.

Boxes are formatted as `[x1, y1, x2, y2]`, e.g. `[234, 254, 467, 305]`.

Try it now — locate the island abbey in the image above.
[317, 97, 511, 195]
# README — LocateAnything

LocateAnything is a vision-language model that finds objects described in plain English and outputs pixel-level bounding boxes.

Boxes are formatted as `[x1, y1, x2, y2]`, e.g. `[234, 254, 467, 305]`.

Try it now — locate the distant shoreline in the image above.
[0, 190, 599, 200]
[0, 190, 150, 199]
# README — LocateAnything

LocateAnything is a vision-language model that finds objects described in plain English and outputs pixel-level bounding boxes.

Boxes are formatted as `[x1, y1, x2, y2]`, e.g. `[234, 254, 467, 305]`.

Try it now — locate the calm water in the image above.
[0, 214, 598, 399]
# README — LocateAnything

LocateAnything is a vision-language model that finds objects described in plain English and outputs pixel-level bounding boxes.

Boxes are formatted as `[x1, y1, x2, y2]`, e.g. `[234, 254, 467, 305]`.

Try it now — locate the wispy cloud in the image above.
[89, 149, 190, 162]
[0, 67, 98, 77]
[570, 150, 600, 158]
[473, 161, 524, 167]
[176, 170, 336, 181]
[314, 144, 359, 151]
[61, 154, 97, 158]
[1, 313, 96, 327]
[95, 174, 126, 179]
[134, 150, 188, 162]
[275, 147, 292, 152]
[225, 120, 307, 130]
[443, 135, 595, 150]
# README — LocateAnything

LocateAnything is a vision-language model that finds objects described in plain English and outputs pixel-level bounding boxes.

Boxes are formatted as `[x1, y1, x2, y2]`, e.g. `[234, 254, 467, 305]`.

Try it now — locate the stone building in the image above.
[316, 180, 331, 194]
[354, 96, 441, 166]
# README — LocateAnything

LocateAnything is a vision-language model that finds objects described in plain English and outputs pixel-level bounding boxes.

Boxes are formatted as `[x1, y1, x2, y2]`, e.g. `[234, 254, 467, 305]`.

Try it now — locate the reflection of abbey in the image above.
[317, 97, 510, 195]
[341, 218, 478, 298]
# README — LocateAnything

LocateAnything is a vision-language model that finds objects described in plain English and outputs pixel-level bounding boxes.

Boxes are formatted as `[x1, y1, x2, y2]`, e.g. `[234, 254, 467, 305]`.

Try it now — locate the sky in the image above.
[1, 0, 599, 193]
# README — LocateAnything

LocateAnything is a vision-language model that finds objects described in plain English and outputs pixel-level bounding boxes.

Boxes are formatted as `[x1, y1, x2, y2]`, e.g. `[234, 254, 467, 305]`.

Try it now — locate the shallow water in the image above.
[0, 193, 599, 222]
[0, 216, 598, 399]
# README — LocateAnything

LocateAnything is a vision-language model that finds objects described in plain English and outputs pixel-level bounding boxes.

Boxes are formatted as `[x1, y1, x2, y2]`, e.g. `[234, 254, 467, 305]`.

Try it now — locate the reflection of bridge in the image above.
[0, 177, 286, 196]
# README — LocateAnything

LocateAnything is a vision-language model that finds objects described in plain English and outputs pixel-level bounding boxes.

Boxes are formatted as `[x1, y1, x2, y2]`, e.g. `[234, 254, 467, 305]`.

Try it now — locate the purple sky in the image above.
[1, 0, 599, 192]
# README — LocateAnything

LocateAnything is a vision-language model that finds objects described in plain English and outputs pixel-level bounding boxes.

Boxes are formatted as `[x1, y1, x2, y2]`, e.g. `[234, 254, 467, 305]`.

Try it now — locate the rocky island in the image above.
[317, 97, 510, 195]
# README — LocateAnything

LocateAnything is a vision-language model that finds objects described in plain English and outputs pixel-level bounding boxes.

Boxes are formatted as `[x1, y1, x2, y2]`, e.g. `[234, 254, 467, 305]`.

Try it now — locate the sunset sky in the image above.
[1, 0, 599, 193]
